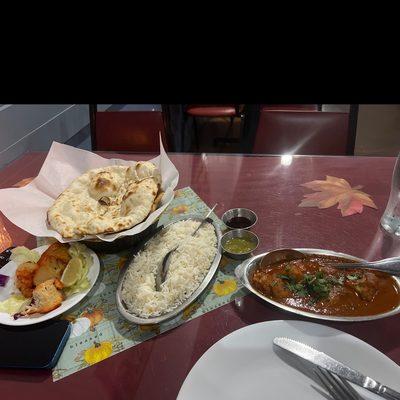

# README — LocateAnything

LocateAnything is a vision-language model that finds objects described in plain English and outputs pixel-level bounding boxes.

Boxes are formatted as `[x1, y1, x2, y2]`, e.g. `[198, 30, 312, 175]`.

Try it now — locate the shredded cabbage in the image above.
[0, 294, 30, 314]
[10, 246, 40, 264]
[64, 243, 93, 296]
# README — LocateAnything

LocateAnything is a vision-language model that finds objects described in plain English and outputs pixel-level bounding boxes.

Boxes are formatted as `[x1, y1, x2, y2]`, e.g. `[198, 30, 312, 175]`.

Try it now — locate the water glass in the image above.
[381, 153, 400, 236]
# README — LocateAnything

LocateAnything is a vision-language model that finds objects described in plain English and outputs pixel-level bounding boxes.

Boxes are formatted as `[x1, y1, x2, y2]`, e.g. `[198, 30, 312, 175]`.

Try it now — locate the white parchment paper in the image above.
[0, 138, 179, 242]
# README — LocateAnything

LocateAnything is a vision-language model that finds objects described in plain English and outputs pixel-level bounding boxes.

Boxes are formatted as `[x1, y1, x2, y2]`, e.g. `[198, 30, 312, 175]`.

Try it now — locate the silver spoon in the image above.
[259, 248, 306, 269]
[261, 249, 400, 276]
[155, 204, 217, 291]
[327, 256, 400, 276]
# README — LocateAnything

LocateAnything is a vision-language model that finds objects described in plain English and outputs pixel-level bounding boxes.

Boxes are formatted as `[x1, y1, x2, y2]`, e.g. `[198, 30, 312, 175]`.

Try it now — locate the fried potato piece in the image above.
[22, 278, 64, 315]
[15, 262, 39, 298]
[39, 242, 71, 265]
[33, 243, 71, 286]
[33, 256, 66, 286]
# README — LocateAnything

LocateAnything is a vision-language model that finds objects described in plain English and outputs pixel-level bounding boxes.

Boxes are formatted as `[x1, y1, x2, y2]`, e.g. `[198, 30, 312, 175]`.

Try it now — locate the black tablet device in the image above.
[0, 319, 71, 369]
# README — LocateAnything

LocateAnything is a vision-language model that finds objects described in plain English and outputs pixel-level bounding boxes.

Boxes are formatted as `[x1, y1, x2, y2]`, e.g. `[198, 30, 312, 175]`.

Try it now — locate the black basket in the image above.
[81, 222, 161, 254]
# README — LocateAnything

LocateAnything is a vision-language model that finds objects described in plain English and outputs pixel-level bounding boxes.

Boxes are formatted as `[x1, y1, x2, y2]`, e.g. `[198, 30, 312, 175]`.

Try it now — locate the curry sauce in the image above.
[251, 254, 400, 317]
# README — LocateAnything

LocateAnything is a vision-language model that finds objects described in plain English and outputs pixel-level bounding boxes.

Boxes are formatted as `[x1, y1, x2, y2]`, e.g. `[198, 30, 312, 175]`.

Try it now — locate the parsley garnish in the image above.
[283, 271, 334, 300]
[277, 274, 297, 285]
[286, 282, 308, 297]
[346, 273, 362, 281]
[308, 297, 318, 306]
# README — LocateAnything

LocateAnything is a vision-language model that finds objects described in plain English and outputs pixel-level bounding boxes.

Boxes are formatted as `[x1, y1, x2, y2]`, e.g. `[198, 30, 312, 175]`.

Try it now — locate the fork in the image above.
[315, 367, 364, 400]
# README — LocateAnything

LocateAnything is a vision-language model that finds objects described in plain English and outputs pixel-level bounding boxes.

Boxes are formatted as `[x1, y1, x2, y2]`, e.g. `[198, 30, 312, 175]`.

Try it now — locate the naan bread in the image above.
[48, 162, 161, 238]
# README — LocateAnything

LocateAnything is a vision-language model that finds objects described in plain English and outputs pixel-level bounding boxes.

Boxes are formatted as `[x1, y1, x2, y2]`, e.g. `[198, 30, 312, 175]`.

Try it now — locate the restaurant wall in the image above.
[0, 104, 91, 170]
[355, 105, 400, 156]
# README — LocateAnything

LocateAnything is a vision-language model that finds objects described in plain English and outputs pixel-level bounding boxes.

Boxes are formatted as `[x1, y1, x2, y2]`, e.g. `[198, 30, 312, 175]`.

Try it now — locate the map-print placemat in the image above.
[48, 187, 247, 381]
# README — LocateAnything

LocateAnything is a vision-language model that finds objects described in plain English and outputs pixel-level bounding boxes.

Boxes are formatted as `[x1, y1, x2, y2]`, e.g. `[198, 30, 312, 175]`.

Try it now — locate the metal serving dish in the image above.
[235, 248, 400, 322]
[221, 229, 259, 260]
[221, 208, 258, 230]
[116, 214, 222, 325]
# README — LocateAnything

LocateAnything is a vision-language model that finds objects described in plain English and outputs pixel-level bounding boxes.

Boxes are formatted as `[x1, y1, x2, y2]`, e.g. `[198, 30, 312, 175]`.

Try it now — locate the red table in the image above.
[1, 152, 400, 400]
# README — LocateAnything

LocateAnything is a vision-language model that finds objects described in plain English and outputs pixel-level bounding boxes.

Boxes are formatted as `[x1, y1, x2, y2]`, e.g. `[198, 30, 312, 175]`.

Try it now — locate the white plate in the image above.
[178, 320, 400, 400]
[0, 244, 100, 326]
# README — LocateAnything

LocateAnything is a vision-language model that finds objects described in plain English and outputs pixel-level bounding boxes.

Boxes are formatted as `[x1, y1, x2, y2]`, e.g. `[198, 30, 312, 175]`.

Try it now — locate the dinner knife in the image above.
[273, 337, 400, 400]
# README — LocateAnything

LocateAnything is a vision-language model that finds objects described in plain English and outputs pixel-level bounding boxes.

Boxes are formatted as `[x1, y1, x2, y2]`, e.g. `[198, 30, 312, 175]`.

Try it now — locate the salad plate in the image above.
[0, 244, 100, 326]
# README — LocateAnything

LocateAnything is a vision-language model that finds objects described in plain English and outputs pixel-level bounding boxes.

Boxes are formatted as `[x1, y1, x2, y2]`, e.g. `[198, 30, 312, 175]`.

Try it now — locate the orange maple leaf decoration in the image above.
[299, 176, 377, 217]
[12, 177, 34, 187]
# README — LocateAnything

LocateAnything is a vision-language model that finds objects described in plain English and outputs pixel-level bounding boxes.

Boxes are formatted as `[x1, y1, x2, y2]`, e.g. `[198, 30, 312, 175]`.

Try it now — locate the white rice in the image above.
[121, 219, 217, 318]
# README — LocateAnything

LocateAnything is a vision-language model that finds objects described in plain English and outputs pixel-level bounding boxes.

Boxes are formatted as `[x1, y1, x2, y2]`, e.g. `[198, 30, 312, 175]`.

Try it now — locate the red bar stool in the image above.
[182, 104, 241, 151]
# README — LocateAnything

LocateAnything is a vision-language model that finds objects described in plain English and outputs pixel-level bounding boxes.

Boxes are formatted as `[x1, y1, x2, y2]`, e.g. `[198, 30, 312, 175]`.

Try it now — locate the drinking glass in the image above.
[381, 153, 400, 236]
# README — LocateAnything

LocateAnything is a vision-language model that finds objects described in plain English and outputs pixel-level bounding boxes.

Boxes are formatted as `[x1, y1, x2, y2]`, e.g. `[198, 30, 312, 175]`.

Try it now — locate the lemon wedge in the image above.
[61, 257, 83, 287]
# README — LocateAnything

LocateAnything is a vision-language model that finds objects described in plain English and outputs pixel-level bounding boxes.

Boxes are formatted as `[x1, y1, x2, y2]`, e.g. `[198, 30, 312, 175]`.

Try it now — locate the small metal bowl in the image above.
[221, 208, 258, 230]
[221, 229, 259, 260]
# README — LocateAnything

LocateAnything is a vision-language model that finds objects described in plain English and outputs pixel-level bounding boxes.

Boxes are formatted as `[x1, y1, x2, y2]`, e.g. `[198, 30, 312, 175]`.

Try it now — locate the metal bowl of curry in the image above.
[235, 248, 400, 322]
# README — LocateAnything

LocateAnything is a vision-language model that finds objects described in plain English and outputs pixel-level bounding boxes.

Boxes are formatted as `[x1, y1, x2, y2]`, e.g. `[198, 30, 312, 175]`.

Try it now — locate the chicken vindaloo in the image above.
[251, 254, 400, 317]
